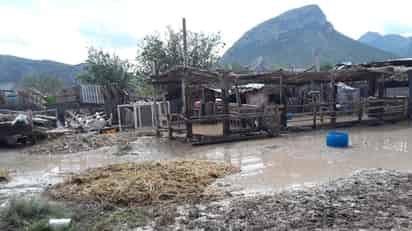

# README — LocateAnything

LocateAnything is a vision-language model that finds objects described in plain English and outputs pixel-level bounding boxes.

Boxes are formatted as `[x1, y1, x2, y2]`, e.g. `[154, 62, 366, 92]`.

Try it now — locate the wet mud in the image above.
[2, 122, 412, 204]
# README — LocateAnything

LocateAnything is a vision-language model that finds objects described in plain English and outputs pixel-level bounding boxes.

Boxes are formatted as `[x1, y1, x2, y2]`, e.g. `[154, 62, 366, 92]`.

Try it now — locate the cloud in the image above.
[1, 0, 412, 64]
[0, 0, 33, 8]
[0, 35, 30, 47]
[79, 23, 139, 49]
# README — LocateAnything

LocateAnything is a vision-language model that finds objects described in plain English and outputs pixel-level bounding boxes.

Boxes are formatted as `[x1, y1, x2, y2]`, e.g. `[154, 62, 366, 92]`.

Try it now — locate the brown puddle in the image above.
[2, 123, 412, 202]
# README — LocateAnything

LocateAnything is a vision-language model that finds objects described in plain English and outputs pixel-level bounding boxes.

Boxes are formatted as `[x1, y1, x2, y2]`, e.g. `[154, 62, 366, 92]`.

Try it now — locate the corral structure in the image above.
[151, 60, 412, 145]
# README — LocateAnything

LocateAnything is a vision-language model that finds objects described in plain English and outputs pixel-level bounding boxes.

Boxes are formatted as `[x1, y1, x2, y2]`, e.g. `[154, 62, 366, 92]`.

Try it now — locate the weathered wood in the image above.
[117, 106, 122, 131]
[408, 70, 412, 117]
[313, 97, 317, 129]
[133, 103, 138, 129]
[182, 18, 188, 67]
[368, 78, 377, 97]
[182, 77, 193, 139]
[221, 75, 231, 136]
[331, 75, 337, 127]
[138, 105, 142, 128]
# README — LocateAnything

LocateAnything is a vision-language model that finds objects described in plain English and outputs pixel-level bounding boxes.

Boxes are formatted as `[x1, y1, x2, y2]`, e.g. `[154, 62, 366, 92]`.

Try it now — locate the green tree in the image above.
[77, 47, 137, 90]
[19, 74, 63, 95]
[320, 63, 334, 71]
[136, 27, 225, 74]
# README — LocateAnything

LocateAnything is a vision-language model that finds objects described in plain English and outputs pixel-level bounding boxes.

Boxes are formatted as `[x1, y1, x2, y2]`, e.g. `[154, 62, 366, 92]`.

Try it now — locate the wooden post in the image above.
[235, 85, 241, 107]
[182, 78, 192, 139]
[133, 103, 138, 129]
[312, 95, 317, 129]
[368, 78, 377, 97]
[221, 75, 230, 136]
[168, 113, 173, 139]
[408, 70, 412, 117]
[378, 82, 384, 98]
[331, 75, 337, 127]
[181, 79, 186, 114]
[281, 86, 288, 129]
[151, 103, 155, 129]
[201, 87, 206, 116]
[358, 99, 363, 123]
[279, 76, 283, 104]
[117, 105, 122, 132]
[137, 105, 142, 128]
[182, 18, 188, 67]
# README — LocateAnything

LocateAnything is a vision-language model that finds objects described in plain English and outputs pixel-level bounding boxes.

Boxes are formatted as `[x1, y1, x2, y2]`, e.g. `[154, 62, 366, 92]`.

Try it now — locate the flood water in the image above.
[2, 122, 412, 201]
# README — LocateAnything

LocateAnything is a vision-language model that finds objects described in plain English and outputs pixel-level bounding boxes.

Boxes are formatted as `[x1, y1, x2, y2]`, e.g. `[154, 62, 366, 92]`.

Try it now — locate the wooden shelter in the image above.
[151, 63, 410, 145]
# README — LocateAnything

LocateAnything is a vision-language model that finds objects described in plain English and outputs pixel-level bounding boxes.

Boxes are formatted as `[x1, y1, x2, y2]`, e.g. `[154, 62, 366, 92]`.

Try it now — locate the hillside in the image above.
[0, 55, 84, 90]
[358, 32, 412, 58]
[221, 5, 397, 69]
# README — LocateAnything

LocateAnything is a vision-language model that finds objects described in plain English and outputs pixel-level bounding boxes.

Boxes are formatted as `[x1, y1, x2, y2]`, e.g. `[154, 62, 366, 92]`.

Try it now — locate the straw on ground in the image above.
[48, 160, 239, 206]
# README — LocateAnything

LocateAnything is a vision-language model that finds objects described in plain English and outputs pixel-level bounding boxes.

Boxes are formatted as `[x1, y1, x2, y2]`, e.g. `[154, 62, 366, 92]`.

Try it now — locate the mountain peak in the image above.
[358, 32, 412, 57]
[269, 4, 330, 32]
[221, 5, 397, 68]
[359, 32, 382, 42]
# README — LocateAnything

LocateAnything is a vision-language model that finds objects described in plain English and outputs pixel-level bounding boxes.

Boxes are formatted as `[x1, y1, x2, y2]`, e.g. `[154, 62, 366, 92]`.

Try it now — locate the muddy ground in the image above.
[3, 123, 412, 229]
[33, 168, 412, 231]
[162, 169, 412, 230]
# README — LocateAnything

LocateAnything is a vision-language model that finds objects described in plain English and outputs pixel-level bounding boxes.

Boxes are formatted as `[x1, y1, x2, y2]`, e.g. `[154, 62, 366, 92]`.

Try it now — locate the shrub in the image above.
[0, 197, 73, 231]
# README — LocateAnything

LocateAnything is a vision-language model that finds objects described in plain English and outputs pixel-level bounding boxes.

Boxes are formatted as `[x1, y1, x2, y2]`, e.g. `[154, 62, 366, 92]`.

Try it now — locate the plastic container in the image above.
[326, 131, 349, 148]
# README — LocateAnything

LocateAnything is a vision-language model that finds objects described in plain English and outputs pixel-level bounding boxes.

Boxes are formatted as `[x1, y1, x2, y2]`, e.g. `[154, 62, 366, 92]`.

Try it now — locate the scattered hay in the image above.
[48, 160, 239, 206]
[0, 168, 9, 183]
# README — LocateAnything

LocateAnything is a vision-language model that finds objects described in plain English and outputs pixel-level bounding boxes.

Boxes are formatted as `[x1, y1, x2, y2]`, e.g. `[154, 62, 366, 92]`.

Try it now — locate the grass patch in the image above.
[48, 160, 239, 206]
[0, 197, 73, 231]
[91, 207, 149, 231]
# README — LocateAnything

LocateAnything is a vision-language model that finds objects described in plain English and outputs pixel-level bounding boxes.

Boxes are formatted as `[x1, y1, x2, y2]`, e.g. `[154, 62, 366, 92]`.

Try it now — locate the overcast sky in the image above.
[1, 0, 411, 64]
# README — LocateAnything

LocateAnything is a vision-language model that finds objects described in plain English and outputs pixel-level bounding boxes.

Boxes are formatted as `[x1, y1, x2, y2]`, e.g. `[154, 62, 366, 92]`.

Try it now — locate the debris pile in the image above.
[171, 169, 412, 230]
[66, 112, 112, 132]
[23, 130, 153, 155]
[0, 112, 34, 145]
[48, 160, 239, 206]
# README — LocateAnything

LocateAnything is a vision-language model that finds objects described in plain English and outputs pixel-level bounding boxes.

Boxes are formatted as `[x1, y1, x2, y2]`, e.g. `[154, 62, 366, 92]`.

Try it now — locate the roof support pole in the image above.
[331, 75, 337, 127]
[221, 75, 230, 136]
[408, 70, 412, 117]
[182, 78, 192, 139]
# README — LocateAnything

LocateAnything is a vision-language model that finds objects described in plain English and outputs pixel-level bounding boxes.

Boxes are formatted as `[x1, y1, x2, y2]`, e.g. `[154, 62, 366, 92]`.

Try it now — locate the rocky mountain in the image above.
[358, 32, 412, 58]
[0, 55, 84, 90]
[221, 5, 397, 69]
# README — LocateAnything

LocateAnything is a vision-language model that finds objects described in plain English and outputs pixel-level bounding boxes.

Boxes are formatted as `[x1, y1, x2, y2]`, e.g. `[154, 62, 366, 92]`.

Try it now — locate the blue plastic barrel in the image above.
[326, 131, 349, 148]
